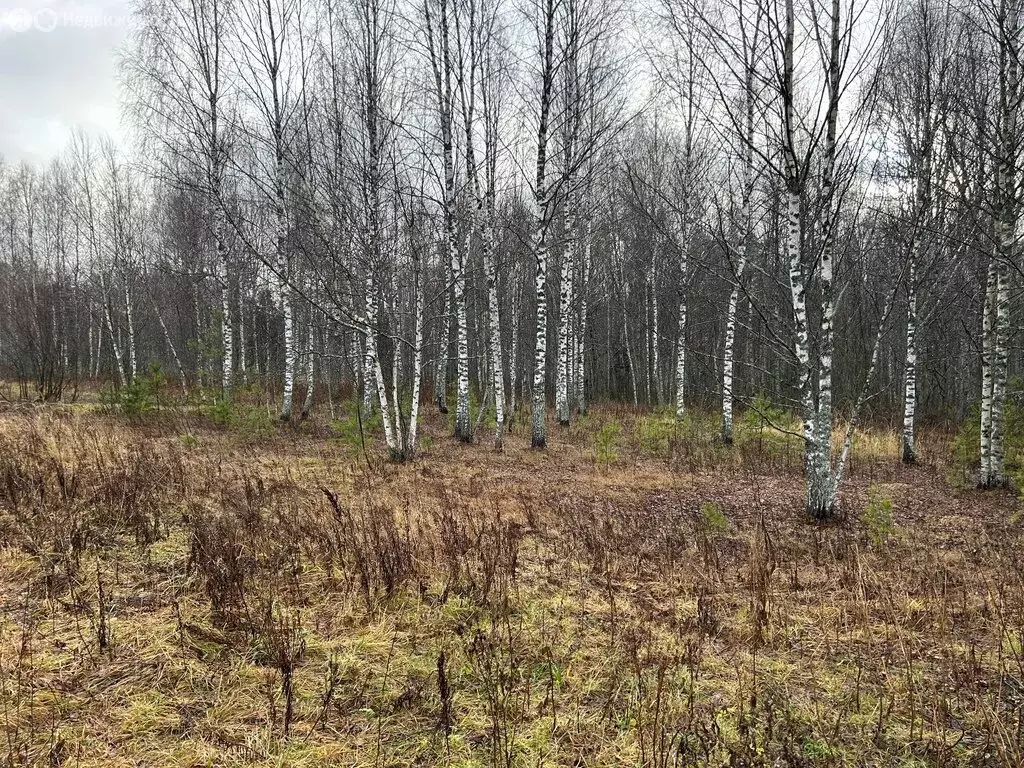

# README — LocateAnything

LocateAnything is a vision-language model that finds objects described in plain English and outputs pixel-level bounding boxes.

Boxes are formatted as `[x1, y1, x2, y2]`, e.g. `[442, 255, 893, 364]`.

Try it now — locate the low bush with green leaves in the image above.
[99, 363, 169, 418]
[208, 398, 275, 438]
[634, 412, 676, 456]
[861, 486, 895, 549]
[953, 399, 1024, 486]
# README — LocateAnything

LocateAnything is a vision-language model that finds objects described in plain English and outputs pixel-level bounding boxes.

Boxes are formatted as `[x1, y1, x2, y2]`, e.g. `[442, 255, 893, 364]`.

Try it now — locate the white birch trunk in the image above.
[509, 261, 521, 428]
[365, 272, 398, 453]
[101, 273, 127, 388]
[407, 232, 425, 455]
[990, 262, 1010, 485]
[649, 259, 660, 405]
[724, 76, 754, 444]
[88, 320, 95, 380]
[281, 285, 295, 420]
[363, 326, 375, 416]
[555, 204, 575, 425]
[453, 238, 471, 441]
[301, 321, 315, 420]
[980, 261, 995, 481]
[214, 207, 233, 397]
[674, 222, 689, 419]
[901, 268, 917, 463]
[435, 286, 450, 413]
[95, 312, 104, 379]
[484, 213, 506, 449]
[811, 227, 836, 517]
[575, 220, 591, 415]
[239, 294, 247, 385]
[531, 225, 550, 447]
[530, 0, 556, 449]
[986, 0, 1019, 487]
[722, 280, 742, 444]
[786, 188, 827, 515]
[277, 159, 294, 422]
[124, 281, 138, 383]
[390, 273, 403, 451]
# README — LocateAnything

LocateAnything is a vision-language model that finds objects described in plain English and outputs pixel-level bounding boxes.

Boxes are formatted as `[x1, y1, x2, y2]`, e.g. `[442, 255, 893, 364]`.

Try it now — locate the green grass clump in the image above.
[634, 412, 675, 456]
[701, 501, 730, 535]
[329, 397, 383, 454]
[594, 420, 621, 470]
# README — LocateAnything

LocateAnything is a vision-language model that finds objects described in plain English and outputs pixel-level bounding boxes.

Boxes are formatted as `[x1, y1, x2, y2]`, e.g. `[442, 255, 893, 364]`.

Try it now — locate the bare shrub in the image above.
[0, 415, 184, 577]
[320, 487, 417, 611]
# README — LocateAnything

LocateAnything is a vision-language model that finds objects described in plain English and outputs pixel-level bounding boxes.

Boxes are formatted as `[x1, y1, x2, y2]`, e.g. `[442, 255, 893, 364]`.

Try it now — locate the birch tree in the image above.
[719, 5, 761, 444]
[554, 0, 584, 426]
[685, 0, 890, 517]
[529, 0, 558, 449]
[128, 0, 237, 397]
[234, 0, 304, 420]
[979, 0, 1021, 488]
[876, 0, 960, 464]
[456, 0, 508, 448]
[346, 0, 411, 457]
[425, 0, 472, 441]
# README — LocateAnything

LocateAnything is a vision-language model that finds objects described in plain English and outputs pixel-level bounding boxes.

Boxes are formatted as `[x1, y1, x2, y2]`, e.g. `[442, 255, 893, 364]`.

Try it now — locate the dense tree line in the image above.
[0, 0, 1019, 516]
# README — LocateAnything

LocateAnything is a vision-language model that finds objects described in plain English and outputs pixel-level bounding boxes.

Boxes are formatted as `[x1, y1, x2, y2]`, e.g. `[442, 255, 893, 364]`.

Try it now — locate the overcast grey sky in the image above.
[0, 0, 131, 163]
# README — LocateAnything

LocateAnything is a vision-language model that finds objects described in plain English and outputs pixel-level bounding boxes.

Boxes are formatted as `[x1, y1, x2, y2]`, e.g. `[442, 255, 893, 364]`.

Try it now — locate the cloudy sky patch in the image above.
[0, 0, 131, 163]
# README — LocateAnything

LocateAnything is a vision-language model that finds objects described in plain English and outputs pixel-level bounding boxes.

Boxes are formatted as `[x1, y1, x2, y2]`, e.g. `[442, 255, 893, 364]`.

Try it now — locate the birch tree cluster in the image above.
[0, 0, 1021, 516]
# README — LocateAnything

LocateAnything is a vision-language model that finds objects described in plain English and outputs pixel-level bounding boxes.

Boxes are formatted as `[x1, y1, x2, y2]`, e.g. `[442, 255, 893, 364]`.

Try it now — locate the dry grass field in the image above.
[0, 395, 1021, 767]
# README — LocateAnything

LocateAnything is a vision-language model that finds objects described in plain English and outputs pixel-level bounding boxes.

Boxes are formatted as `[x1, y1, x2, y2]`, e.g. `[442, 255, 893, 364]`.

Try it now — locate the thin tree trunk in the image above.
[453, 241, 471, 441]
[530, 0, 556, 449]
[101, 273, 126, 388]
[648, 259, 659, 406]
[124, 281, 137, 382]
[556, 202, 575, 425]
[435, 284, 450, 413]
[617, 236, 639, 407]
[724, 68, 754, 444]
[87, 319, 94, 380]
[150, 289, 187, 394]
[239, 292, 248, 385]
[575, 218, 591, 415]
[981, 261, 995, 480]
[674, 230, 687, 418]
[365, 271, 398, 453]
[484, 211, 505, 449]
[407, 230, 425, 456]
[277, 159, 294, 421]
[901, 266, 917, 463]
[990, 262, 1010, 485]
[983, 0, 1019, 487]
[301, 320, 315, 420]
[509, 260, 521, 428]
[214, 207, 233, 397]
[722, 280, 742, 444]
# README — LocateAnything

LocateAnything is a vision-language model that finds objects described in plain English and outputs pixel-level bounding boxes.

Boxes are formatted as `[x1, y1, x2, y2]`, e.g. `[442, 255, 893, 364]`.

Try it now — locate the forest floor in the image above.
[0, 394, 1021, 767]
